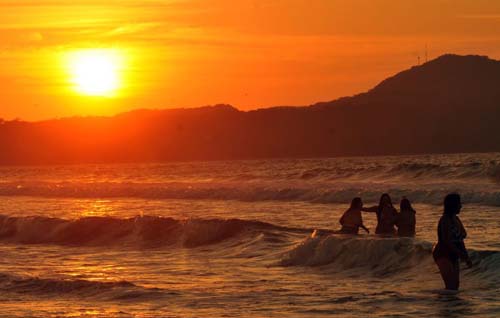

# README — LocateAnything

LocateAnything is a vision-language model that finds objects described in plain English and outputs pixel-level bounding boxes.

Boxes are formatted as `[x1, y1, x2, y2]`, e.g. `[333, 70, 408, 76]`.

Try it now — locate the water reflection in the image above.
[436, 293, 474, 318]
[79, 200, 114, 217]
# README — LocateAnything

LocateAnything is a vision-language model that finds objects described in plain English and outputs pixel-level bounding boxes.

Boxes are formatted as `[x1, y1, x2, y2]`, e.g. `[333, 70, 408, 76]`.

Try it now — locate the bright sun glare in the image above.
[67, 49, 122, 96]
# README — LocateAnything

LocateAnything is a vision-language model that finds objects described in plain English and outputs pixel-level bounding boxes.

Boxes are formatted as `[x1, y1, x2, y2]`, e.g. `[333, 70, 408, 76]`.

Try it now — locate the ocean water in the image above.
[0, 153, 499, 317]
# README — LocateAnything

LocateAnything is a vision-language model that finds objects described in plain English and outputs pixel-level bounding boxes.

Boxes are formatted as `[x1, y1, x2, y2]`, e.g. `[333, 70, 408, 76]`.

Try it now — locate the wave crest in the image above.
[281, 234, 432, 273]
[0, 215, 291, 248]
[281, 233, 500, 280]
[0, 272, 164, 300]
[2, 181, 500, 206]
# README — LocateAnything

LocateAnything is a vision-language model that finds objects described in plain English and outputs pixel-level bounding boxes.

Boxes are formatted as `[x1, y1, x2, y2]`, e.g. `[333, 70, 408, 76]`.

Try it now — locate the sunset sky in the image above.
[1, 0, 499, 120]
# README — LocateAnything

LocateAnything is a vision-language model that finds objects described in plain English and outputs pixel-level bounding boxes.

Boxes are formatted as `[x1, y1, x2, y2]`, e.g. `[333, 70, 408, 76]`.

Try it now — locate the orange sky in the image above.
[1, 0, 499, 120]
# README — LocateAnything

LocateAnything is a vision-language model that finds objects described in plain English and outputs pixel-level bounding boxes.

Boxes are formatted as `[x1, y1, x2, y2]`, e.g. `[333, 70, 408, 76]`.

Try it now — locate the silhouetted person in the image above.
[339, 197, 369, 234]
[432, 193, 472, 291]
[396, 197, 416, 237]
[362, 193, 398, 235]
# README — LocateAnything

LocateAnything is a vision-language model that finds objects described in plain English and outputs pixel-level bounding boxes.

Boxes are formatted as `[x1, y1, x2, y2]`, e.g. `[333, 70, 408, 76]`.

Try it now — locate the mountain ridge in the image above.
[0, 54, 499, 164]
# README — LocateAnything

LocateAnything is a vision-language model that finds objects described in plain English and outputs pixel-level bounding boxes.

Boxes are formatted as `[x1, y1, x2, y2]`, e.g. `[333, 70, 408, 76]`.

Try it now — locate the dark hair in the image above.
[379, 193, 393, 208]
[377, 193, 393, 218]
[350, 197, 362, 209]
[400, 197, 414, 212]
[444, 193, 461, 216]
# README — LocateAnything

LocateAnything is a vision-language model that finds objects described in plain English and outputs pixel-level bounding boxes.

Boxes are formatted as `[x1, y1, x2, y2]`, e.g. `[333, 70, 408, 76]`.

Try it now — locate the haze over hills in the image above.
[0, 54, 499, 164]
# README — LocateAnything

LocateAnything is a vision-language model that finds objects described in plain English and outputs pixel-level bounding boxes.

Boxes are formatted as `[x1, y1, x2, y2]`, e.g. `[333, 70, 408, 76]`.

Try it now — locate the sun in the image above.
[67, 49, 123, 96]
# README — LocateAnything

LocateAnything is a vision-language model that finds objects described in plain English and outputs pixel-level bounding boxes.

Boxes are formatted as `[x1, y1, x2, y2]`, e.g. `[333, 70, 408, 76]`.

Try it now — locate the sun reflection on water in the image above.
[79, 200, 115, 217]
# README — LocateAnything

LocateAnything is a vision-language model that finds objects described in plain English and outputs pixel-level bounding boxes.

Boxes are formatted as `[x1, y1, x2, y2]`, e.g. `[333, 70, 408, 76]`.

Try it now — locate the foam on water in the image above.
[0, 213, 498, 285]
[281, 233, 500, 283]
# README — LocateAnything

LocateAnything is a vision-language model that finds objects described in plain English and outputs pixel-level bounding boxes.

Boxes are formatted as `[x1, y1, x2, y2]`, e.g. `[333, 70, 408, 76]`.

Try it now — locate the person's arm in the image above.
[394, 212, 401, 227]
[457, 218, 472, 267]
[361, 205, 378, 213]
[360, 224, 369, 234]
[339, 211, 346, 226]
[392, 208, 399, 224]
[459, 218, 467, 239]
[458, 241, 472, 268]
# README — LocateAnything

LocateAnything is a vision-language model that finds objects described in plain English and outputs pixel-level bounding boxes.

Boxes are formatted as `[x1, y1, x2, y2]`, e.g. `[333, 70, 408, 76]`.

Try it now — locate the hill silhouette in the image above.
[0, 54, 499, 164]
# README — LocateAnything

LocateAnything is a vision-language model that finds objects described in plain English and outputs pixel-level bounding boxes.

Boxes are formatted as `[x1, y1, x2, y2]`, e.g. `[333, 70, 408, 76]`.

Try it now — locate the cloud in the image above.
[106, 22, 162, 36]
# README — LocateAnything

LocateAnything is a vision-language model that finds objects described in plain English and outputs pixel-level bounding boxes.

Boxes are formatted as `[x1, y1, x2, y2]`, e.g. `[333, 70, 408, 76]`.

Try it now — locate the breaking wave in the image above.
[1, 181, 500, 206]
[0, 213, 499, 293]
[0, 214, 301, 248]
[296, 159, 500, 182]
[0, 153, 499, 206]
[0, 272, 166, 300]
[281, 234, 433, 272]
[281, 233, 500, 281]
[2, 213, 498, 282]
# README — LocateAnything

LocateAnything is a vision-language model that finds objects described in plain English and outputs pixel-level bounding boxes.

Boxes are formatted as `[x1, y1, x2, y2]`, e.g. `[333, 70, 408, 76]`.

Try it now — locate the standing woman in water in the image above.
[396, 197, 416, 237]
[433, 193, 472, 290]
[362, 193, 398, 235]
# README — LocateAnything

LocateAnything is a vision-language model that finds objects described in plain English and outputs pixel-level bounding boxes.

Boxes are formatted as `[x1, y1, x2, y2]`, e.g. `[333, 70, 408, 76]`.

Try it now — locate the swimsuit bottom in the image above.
[339, 226, 358, 234]
[397, 227, 415, 237]
[432, 243, 460, 262]
[375, 226, 396, 235]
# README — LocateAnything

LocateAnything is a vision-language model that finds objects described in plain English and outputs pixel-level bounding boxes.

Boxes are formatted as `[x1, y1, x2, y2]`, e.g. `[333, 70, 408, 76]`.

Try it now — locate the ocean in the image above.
[0, 153, 499, 317]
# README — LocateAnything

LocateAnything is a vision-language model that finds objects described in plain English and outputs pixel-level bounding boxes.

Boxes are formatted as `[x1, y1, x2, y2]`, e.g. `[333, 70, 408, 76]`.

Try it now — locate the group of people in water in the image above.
[337, 192, 471, 291]
[338, 193, 416, 236]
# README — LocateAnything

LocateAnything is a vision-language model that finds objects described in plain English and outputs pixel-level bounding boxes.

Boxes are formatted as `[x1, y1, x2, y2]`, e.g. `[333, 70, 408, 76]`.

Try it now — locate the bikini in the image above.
[433, 215, 467, 262]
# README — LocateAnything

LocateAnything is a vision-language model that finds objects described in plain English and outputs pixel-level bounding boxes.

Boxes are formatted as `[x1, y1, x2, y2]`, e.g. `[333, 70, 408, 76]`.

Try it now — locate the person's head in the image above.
[400, 197, 413, 211]
[444, 193, 462, 216]
[350, 197, 363, 209]
[379, 193, 392, 207]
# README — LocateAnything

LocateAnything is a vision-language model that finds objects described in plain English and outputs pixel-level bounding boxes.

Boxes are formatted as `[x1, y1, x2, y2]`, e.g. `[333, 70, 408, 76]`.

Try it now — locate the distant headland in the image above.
[1, 54, 499, 164]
